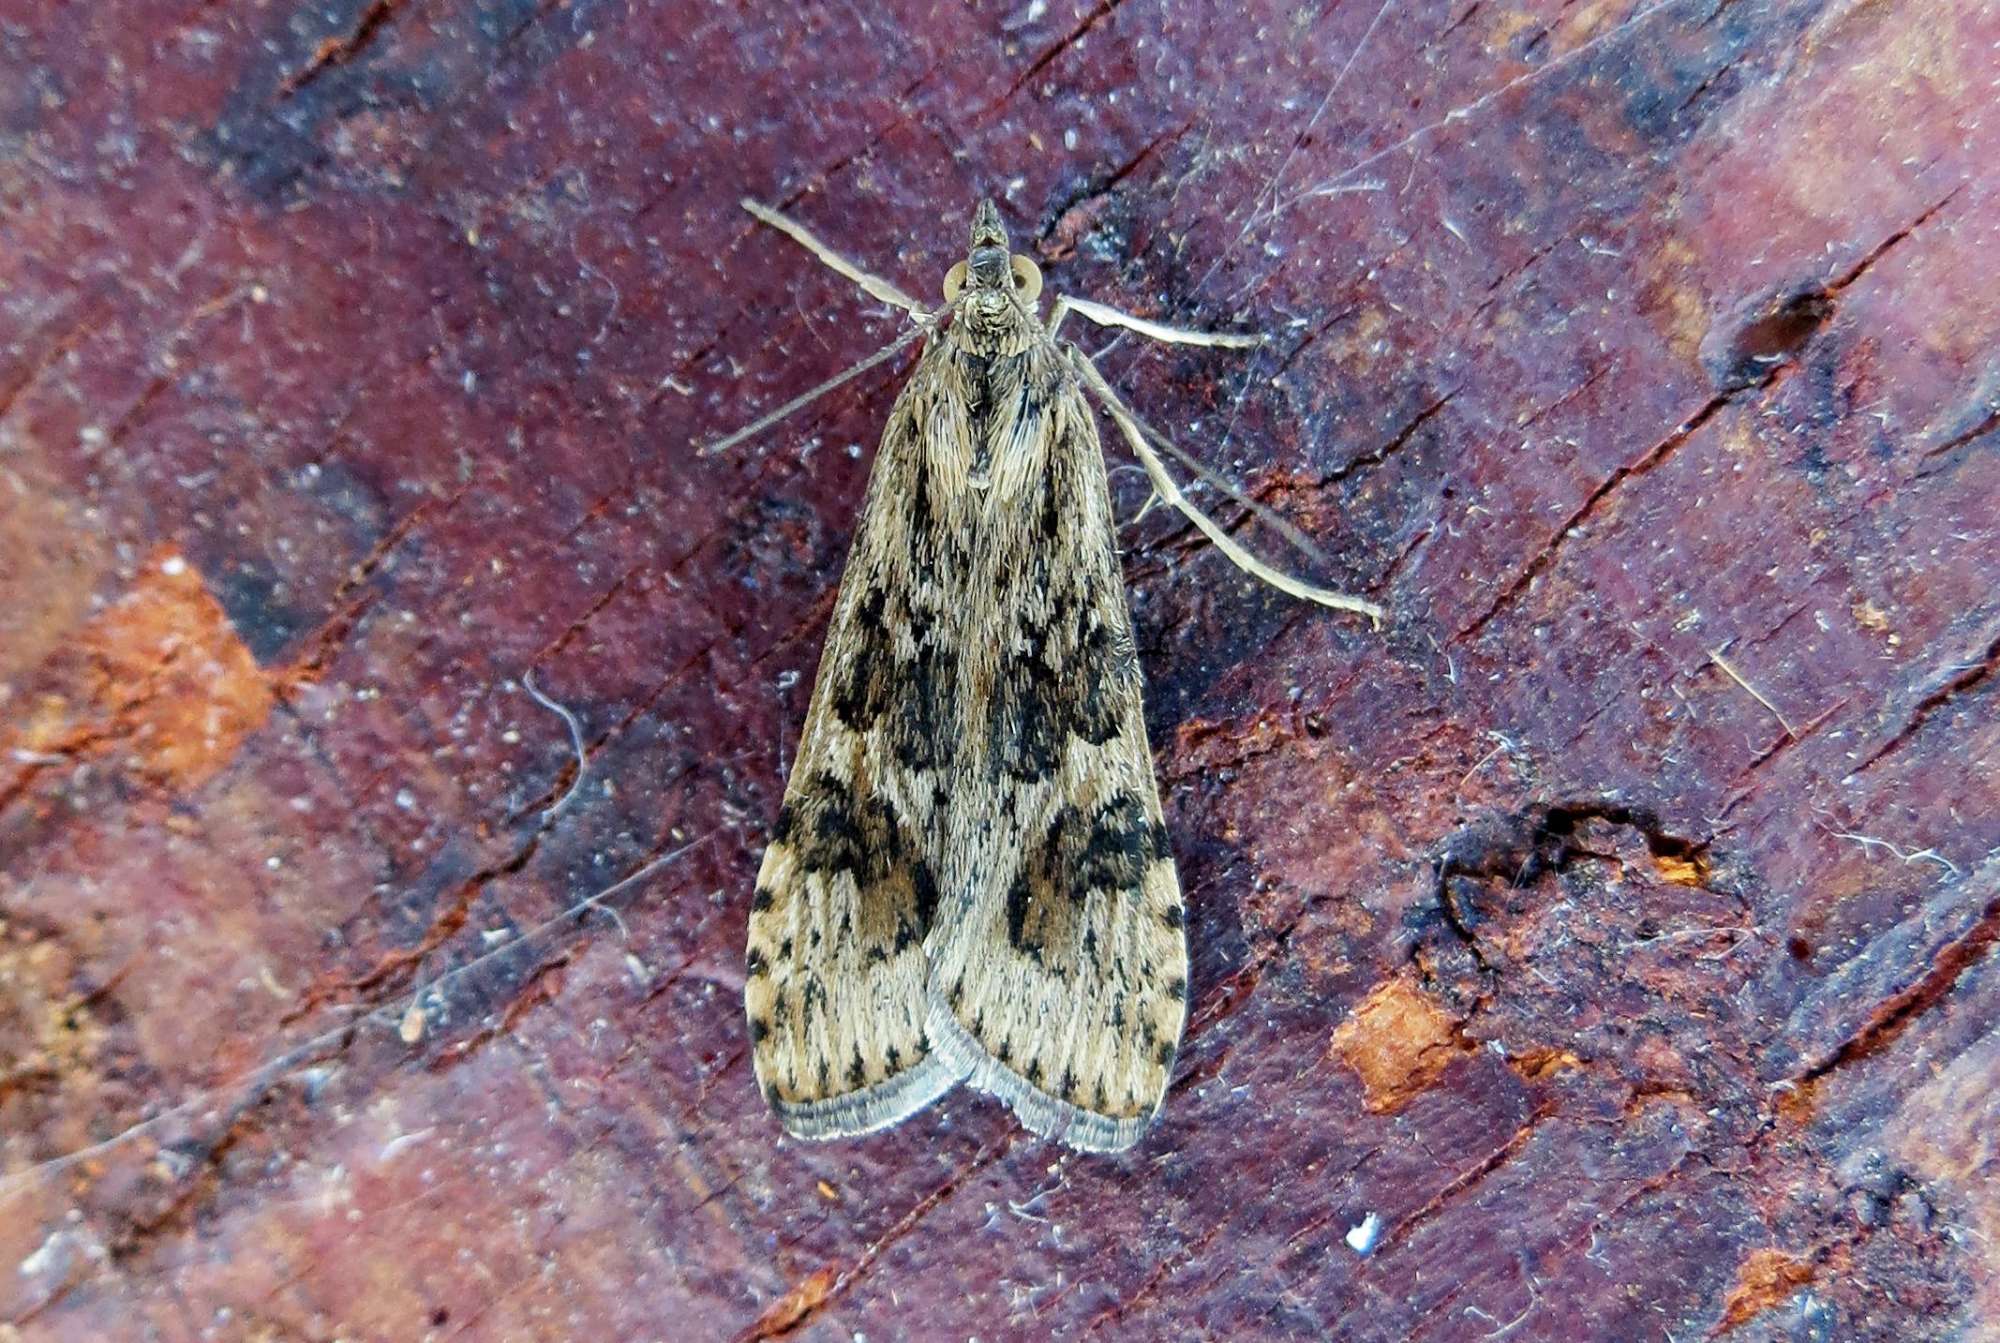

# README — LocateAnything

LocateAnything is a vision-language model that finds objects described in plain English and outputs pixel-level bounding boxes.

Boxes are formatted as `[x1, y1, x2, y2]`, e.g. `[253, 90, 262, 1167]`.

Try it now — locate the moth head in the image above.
[943, 200, 1044, 317]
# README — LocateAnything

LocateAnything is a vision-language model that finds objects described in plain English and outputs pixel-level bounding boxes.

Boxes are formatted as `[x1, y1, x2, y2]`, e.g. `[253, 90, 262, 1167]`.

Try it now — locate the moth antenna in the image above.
[1071, 349, 1386, 626]
[740, 198, 930, 321]
[1031, 296, 1317, 562]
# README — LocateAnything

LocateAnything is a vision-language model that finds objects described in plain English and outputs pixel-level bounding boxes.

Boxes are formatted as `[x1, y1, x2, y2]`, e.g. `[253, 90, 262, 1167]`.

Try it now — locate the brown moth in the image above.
[725, 199, 1379, 1152]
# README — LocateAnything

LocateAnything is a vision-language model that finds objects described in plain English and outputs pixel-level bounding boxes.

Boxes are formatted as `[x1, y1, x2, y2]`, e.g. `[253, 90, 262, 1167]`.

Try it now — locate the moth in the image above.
[719, 198, 1380, 1152]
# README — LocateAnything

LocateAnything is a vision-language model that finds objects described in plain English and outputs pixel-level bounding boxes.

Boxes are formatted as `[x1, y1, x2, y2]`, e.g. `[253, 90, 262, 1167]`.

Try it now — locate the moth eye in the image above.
[943, 261, 968, 302]
[1010, 254, 1043, 303]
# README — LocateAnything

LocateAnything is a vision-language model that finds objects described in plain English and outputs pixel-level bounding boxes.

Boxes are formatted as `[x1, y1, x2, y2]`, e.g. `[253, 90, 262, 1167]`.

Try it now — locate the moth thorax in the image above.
[967, 244, 1011, 290]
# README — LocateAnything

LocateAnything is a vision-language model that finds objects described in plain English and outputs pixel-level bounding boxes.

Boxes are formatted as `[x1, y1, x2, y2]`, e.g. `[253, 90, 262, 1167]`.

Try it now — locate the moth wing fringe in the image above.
[772, 1050, 967, 1142]
[923, 993, 1158, 1154]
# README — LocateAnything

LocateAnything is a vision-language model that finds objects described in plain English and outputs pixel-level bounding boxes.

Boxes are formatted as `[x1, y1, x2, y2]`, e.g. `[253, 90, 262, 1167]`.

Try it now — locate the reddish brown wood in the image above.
[2, 1, 1996, 1339]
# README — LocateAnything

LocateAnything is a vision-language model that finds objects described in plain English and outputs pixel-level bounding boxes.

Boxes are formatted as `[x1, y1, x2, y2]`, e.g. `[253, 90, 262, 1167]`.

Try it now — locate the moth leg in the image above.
[698, 324, 925, 457]
[742, 199, 931, 324]
[1047, 293, 1263, 349]
[1069, 348, 1386, 625]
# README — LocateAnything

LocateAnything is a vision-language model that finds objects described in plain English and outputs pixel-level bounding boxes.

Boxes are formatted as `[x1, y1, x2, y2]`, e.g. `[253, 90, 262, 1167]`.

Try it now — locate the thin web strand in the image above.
[1275, 0, 1698, 218]
[1195, 0, 1403, 303]
[1182, 0, 1703, 459]
[0, 834, 712, 1202]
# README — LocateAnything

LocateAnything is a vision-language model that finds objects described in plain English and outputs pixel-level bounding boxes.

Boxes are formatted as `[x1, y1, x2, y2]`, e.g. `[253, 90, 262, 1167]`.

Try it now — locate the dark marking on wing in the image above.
[1036, 438, 1066, 541]
[1074, 793, 1160, 893]
[827, 580, 958, 772]
[987, 594, 1141, 780]
[911, 860, 939, 930]
[990, 654, 1066, 781]
[961, 350, 995, 441]
[779, 773, 936, 953]
[888, 638, 954, 770]
[1004, 792, 1167, 962]
[830, 587, 893, 730]
[1069, 610, 1136, 745]
[801, 977, 827, 1027]
[909, 449, 935, 546]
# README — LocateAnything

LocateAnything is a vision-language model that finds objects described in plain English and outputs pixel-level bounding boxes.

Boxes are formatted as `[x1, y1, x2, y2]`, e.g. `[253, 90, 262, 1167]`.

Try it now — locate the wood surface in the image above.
[2, 0, 1996, 1339]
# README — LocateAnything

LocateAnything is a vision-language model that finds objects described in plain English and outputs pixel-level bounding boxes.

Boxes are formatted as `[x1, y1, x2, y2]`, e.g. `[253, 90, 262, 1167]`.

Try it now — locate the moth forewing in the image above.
[916, 366, 1190, 1153]
[738, 197, 1366, 1153]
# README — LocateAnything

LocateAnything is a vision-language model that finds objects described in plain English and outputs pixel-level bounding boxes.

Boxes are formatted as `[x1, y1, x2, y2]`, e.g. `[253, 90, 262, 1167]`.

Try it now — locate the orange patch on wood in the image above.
[5, 550, 272, 790]
[1715, 1248, 1816, 1332]
[1170, 708, 1299, 778]
[748, 1266, 836, 1338]
[1772, 1076, 1820, 1125]
[1330, 977, 1472, 1113]
[1654, 852, 1709, 886]
[1508, 1046, 1585, 1081]
[1640, 235, 1710, 363]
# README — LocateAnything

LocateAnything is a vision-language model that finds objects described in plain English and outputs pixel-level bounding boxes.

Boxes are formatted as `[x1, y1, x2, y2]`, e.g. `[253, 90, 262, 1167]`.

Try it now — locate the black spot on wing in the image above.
[785, 774, 901, 883]
[800, 977, 828, 1027]
[909, 450, 935, 547]
[888, 638, 954, 770]
[1037, 435, 1067, 541]
[1069, 611, 1136, 745]
[778, 776, 938, 949]
[961, 350, 995, 441]
[987, 597, 1140, 778]
[912, 859, 939, 930]
[1003, 793, 1164, 962]
[830, 586, 893, 730]
[1004, 868, 1044, 962]
[1074, 792, 1159, 894]
[989, 648, 1067, 782]
[825, 577, 957, 770]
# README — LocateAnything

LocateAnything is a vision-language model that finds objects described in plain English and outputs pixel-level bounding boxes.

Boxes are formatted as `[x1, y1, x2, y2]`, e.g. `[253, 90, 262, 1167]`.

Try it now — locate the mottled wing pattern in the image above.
[923, 361, 1190, 1153]
[750, 229, 1192, 1152]
[745, 360, 967, 1138]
